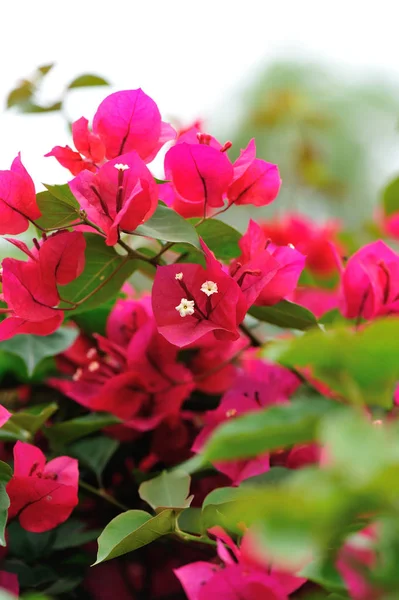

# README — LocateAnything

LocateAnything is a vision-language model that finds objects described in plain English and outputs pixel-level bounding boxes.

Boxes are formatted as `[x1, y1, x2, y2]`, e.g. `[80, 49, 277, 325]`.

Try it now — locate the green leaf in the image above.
[300, 558, 345, 593]
[203, 397, 338, 461]
[10, 403, 58, 435]
[69, 436, 119, 479]
[95, 509, 175, 564]
[52, 518, 101, 551]
[60, 233, 138, 314]
[44, 413, 120, 446]
[139, 471, 192, 512]
[68, 74, 109, 89]
[0, 464, 12, 547]
[35, 184, 80, 230]
[383, 175, 399, 216]
[193, 219, 241, 260]
[177, 508, 203, 535]
[202, 486, 250, 530]
[7, 80, 34, 108]
[249, 300, 319, 331]
[265, 319, 399, 408]
[0, 328, 78, 376]
[18, 101, 62, 114]
[0, 420, 31, 443]
[135, 205, 200, 249]
[37, 64, 54, 76]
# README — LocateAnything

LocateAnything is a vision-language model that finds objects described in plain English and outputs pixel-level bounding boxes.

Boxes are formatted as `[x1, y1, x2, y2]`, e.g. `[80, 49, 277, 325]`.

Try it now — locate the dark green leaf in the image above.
[300, 558, 345, 593]
[0, 421, 31, 443]
[177, 508, 203, 535]
[383, 176, 399, 216]
[249, 300, 319, 331]
[95, 509, 175, 564]
[69, 436, 119, 478]
[139, 471, 192, 511]
[60, 234, 138, 314]
[10, 403, 58, 434]
[0, 328, 78, 376]
[45, 413, 120, 446]
[0, 470, 11, 546]
[135, 205, 200, 249]
[203, 397, 338, 461]
[52, 519, 101, 551]
[68, 74, 109, 89]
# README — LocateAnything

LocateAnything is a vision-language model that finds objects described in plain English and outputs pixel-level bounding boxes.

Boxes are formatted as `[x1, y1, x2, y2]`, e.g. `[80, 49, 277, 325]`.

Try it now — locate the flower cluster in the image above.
[0, 86, 397, 599]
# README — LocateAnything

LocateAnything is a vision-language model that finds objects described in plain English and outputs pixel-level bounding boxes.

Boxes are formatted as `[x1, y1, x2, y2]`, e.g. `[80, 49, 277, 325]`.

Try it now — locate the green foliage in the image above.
[60, 234, 139, 313]
[382, 175, 399, 216]
[135, 204, 200, 249]
[249, 300, 319, 330]
[95, 509, 175, 564]
[0, 328, 78, 376]
[139, 471, 193, 512]
[45, 413, 120, 446]
[203, 396, 337, 461]
[0, 461, 12, 547]
[10, 403, 58, 435]
[68, 74, 109, 89]
[68, 436, 119, 480]
[264, 318, 399, 407]
[35, 185, 80, 230]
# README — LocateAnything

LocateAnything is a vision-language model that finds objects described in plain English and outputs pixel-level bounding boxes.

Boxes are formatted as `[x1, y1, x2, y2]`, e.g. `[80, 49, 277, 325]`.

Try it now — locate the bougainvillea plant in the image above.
[2, 86, 399, 600]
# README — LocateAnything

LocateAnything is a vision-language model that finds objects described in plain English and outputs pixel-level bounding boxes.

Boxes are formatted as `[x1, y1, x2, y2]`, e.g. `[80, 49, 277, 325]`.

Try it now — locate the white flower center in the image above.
[288, 243, 295, 249]
[175, 272, 184, 280]
[114, 163, 130, 171]
[88, 361, 100, 372]
[201, 281, 218, 296]
[175, 298, 195, 317]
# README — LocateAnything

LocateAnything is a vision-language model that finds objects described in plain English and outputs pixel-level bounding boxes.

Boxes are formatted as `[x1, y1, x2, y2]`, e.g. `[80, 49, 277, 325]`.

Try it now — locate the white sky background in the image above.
[1, 0, 399, 185]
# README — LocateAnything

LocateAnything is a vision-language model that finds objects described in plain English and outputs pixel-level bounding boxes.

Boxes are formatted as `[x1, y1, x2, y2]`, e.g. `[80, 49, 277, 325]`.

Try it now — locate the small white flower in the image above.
[114, 163, 130, 171]
[175, 298, 195, 317]
[175, 272, 184, 280]
[88, 361, 100, 372]
[86, 347, 97, 359]
[288, 243, 295, 249]
[200, 281, 218, 296]
[72, 368, 83, 382]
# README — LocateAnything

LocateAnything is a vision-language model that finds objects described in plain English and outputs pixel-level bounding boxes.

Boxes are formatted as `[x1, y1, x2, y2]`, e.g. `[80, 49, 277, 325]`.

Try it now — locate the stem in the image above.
[79, 480, 129, 512]
[174, 520, 216, 547]
[29, 217, 85, 233]
[151, 241, 176, 263]
[239, 323, 262, 347]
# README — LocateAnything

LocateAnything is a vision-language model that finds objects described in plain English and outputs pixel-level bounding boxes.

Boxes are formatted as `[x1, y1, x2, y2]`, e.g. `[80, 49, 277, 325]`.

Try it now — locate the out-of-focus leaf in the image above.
[45, 413, 120, 446]
[249, 300, 319, 331]
[264, 318, 399, 408]
[95, 509, 175, 564]
[382, 176, 399, 216]
[69, 436, 119, 479]
[203, 397, 338, 461]
[135, 205, 200, 249]
[7, 80, 34, 108]
[0, 463, 12, 547]
[52, 518, 101, 550]
[11, 403, 58, 434]
[68, 74, 109, 89]
[17, 101, 62, 114]
[139, 471, 192, 512]
[0, 329, 78, 376]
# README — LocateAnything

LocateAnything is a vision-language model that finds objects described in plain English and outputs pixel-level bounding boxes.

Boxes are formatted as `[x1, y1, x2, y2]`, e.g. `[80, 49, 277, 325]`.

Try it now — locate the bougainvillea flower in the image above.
[227, 139, 281, 207]
[92, 89, 176, 162]
[193, 358, 299, 484]
[152, 241, 247, 347]
[175, 527, 305, 600]
[340, 240, 399, 320]
[164, 142, 234, 212]
[53, 315, 194, 432]
[45, 117, 106, 176]
[0, 154, 40, 234]
[0, 231, 85, 341]
[0, 571, 19, 597]
[158, 182, 205, 218]
[7, 441, 78, 533]
[69, 151, 158, 245]
[293, 286, 339, 318]
[105, 295, 152, 347]
[260, 213, 344, 277]
[230, 220, 305, 306]
[336, 528, 381, 600]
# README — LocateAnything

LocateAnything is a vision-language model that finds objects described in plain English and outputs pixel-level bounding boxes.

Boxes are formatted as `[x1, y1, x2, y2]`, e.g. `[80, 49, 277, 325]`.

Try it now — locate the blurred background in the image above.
[2, 0, 399, 231]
